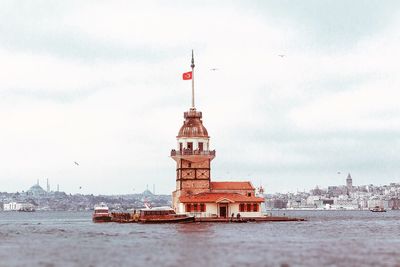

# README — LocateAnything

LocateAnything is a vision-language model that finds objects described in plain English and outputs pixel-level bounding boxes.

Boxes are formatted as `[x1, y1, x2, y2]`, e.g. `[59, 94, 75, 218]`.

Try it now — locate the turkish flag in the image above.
[182, 71, 192, 80]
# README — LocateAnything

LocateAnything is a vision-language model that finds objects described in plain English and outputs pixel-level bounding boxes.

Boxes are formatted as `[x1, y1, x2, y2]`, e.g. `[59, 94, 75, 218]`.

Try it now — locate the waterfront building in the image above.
[368, 196, 389, 209]
[388, 198, 400, 209]
[265, 198, 287, 209]
[333, 195, 359, 210]
[3, 202, 35, 211]
[171, 52, 264, 217]
[306, 195, 324, 208]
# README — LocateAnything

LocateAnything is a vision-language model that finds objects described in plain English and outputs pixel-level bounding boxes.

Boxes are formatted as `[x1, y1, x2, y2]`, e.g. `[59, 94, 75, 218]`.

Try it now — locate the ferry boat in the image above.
[18, 206, 35, 212]
[92, 203, 112, 223]
[370, 206, 386, 212]
[138, 207, 194, 224]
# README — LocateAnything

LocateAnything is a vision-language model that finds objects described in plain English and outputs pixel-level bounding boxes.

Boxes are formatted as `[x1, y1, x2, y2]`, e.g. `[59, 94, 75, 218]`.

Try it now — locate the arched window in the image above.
[187, 142, 193, 151]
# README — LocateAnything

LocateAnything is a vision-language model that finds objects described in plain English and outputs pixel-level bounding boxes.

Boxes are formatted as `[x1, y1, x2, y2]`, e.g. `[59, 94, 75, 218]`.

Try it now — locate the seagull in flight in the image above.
[74, 161, 79, 166]
[278, 54, 285, 58]
[210, 68, 219, 71]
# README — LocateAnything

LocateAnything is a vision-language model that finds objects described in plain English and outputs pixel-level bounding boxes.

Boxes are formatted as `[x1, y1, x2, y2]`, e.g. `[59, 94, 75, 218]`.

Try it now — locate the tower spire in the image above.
[191, 49, 195, 108]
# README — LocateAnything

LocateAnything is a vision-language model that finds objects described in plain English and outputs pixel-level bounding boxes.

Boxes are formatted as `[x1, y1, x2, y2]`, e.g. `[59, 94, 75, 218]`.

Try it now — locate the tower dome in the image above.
[177, 108, 209, 138]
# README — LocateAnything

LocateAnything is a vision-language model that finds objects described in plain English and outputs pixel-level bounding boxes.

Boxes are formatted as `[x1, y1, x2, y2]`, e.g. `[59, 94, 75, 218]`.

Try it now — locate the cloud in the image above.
[0, 1, 399, 194]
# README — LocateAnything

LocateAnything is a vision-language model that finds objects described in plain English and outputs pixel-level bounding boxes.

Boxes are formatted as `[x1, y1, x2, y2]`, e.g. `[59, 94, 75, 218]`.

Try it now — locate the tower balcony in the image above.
[170, 149, 216, 162]
[171, 149, 215, 157]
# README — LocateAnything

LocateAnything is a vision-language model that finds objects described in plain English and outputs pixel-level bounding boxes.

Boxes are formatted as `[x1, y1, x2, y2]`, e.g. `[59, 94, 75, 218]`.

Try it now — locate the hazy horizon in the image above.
[1, 1, 400, 195]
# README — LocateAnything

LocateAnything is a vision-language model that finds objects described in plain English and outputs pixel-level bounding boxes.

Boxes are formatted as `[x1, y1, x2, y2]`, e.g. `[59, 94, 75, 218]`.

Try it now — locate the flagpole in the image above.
[191, 50, 195, 108]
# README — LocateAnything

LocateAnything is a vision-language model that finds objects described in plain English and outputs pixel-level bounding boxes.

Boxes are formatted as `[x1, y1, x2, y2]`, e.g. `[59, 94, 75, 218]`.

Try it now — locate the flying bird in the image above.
[74, 161, 79, 166]
[210, 68, 219, 71]
[278, 54, 285, 58]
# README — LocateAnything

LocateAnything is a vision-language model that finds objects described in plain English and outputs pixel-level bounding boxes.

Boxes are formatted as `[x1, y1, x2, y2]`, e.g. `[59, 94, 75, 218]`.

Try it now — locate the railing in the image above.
[187, 212, 217, 218]
[171, 149, 216, 157]
[184, 110, 202, 118]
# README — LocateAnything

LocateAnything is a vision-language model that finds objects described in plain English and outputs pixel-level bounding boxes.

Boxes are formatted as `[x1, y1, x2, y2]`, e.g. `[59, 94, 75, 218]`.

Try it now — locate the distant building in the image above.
[346, 173, 353, 194]
[333, 195, 358, 210]
[328, 186, 345, 197]
[26, 181, 47, 197]
[142, 189, 153, 197]
[311, 185, 323, 196]
[368, 197, 389, 209]
[388, 198, 400, 210]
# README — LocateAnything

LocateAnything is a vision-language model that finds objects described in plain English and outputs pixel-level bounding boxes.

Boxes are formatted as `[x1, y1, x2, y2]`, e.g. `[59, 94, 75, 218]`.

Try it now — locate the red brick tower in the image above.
[171, 108, 216, 210]
[171, 51, 216, 211]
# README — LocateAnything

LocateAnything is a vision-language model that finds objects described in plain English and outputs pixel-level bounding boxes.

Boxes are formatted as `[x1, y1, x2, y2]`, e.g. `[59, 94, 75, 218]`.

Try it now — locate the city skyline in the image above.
[1, 1, 400, 194]
[3, 172, 399, 197]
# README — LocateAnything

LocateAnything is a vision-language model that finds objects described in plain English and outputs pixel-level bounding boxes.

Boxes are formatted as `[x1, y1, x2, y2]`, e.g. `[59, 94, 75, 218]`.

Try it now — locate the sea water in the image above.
[0, 210, 399, 267]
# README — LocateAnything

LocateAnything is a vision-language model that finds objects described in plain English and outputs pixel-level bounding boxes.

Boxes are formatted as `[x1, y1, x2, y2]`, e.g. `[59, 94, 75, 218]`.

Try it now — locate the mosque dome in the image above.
[27, 184, 47, 197]
[177, 108, 209, 138]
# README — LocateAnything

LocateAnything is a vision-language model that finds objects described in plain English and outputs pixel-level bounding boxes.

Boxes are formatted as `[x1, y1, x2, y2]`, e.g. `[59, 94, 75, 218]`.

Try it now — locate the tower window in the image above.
[198, 142, 203, 151]
[188, 163, 191, 168]
[187, 142, 193, 151]
[179, 143, 183, 151]
[247, 192, 252, 197]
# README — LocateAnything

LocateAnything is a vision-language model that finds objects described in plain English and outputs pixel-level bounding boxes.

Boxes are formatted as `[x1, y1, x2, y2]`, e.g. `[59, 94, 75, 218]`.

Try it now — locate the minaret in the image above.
[171, 51, 216, 212]
[46, 178, 50, 193]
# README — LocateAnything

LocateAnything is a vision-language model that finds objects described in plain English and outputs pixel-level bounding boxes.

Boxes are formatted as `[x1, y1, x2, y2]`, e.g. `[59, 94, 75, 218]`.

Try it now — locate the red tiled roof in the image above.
[179, 192, 264, 203]
[210, 181, 254, 190]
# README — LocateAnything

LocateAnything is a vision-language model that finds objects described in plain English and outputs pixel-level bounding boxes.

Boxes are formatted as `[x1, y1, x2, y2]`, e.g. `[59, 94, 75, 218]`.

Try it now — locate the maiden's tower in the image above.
[171, 52, 264, 218]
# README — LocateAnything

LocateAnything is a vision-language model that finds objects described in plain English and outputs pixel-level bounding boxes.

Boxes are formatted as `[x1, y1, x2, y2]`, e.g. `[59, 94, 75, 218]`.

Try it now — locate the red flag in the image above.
[182, 71, 192, 80]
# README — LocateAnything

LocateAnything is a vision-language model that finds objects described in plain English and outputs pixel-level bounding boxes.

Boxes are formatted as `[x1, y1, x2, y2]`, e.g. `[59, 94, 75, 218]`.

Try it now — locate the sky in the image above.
[0, 1, 400, 195]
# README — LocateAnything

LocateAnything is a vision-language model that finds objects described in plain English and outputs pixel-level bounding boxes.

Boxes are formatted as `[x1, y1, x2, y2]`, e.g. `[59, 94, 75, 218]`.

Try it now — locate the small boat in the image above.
[18, 206, 36, 212]
[370, 206, 386, 212]
[111, 212, 138, 223]
[92, 203, 112, 223]
[139, 207, 194, 224]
